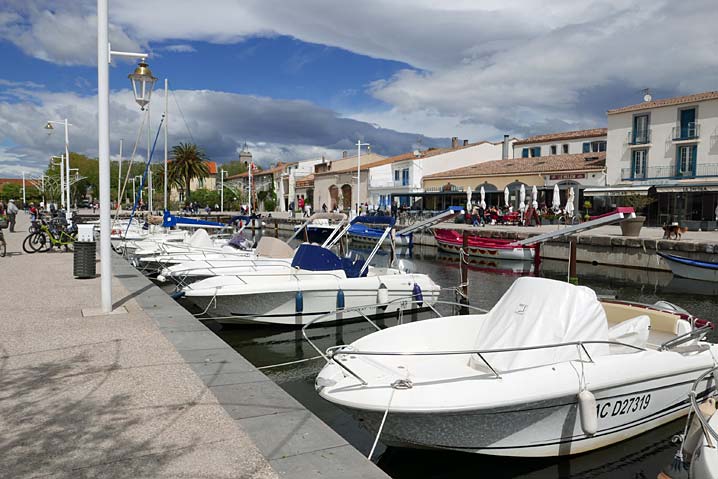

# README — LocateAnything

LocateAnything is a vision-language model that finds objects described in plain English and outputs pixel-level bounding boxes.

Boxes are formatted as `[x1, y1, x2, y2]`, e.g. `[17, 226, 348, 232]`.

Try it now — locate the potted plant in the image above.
[583, 200, 592, 221]
[618, 195, 656, 236]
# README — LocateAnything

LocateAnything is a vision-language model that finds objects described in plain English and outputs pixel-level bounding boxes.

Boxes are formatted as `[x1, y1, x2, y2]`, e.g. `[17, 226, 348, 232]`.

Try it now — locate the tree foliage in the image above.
[168, 142, 210, 202]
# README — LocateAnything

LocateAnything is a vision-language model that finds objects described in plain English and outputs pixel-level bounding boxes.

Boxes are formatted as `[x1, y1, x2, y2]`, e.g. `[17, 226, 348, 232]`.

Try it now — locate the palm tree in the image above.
[168, 142, 210, 204]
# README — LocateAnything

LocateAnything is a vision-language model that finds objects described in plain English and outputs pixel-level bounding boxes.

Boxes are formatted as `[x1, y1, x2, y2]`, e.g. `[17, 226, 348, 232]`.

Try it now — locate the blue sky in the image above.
[0, 0, 716, 177]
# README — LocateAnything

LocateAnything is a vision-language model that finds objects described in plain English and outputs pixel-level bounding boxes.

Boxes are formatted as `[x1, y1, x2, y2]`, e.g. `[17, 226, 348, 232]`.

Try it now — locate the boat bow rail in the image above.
[687, 366, 718, 448]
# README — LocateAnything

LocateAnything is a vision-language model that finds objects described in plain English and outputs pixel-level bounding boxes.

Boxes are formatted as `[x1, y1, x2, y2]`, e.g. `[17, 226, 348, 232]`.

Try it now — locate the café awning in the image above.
[583, 186, 650, 197]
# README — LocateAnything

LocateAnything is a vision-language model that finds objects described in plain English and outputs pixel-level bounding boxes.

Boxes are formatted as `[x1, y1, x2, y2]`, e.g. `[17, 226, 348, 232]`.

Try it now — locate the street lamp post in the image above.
[45, 119, 71, 217]
[22, 171, 26, 207]
[134, 175, 144, 201]
[49, 155, 64, 205]
[220, 169, 228, 212]
[355, 140, 370, 216]
[98, 0, 156, 311]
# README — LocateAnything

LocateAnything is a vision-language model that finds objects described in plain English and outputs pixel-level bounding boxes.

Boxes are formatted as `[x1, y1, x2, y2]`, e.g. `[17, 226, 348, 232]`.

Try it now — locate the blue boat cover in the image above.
[658, 251, 718, 270]
[350, 215, 396, 227]
[291, 243, 368, 277]
[162, 211, 226, 228]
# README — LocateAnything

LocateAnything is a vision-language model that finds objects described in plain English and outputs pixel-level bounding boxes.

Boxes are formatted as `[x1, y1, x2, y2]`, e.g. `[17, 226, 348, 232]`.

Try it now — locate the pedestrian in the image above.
[304, 202, 311, 217]
[29, 203, 38, 221]
[7, 199, 19, 232]
[322, 203, 327, 213]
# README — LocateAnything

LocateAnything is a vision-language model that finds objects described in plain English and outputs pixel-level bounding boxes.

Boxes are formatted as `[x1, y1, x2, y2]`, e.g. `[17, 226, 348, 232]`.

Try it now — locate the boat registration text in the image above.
[596, 394, 651, 418]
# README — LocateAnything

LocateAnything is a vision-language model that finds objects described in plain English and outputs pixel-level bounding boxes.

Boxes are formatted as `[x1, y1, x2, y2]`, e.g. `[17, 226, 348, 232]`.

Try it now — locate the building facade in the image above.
[422, 152, 606, 213]
[605, 91, 718, 226]
[311, 152, 385, 211]
[170, 161, 218, 204]
[513, 128, 607, 158]
[368, 138, 514, 209]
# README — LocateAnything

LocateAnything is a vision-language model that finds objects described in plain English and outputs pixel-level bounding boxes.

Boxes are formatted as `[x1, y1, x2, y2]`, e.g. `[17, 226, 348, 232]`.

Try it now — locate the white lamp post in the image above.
[355, 140, 370, 216]
[49, 155, 64, 205]
[22, 171, 26, 207]
[45, 119, 72, 217]
[134, 175, 144, 201]
[97, 0, 156, 312]
[163, 78, 169, 212]
[220, 169, 228, 212]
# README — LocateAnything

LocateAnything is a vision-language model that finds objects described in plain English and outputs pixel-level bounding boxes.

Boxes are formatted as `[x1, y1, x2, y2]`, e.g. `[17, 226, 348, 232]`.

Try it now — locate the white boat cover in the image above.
[187, 229, 213, 249]
[469, 277, 609, 372]
[608, 315, 650, 350]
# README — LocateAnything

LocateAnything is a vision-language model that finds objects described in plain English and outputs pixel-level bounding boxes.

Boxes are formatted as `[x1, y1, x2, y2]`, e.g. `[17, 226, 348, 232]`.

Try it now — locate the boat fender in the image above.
[377, 284, 389, 304]
[578, 389, 597, 436]
[295, 290, 304, 314]
[336, 289, 345, 310]
[170, 290, 185, 300]
[682, 397, 716, 457]
[412, 283, 423, 307]
[156, 274, 166, 283]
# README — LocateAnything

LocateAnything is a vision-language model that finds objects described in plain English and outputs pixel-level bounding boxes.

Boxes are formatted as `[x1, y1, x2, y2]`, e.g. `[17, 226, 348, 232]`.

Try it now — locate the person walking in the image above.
[6, 199, 19, 232]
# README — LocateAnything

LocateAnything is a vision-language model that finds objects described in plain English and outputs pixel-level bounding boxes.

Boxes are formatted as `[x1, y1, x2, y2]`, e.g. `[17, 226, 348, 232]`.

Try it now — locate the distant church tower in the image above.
[239, 142, 252, 164]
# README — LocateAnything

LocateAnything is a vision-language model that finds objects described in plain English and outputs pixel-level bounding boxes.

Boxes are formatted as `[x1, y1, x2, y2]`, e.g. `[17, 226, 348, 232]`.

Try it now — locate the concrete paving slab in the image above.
[269, 444, 388, 479]
[238, 410, 348, 461]
[210, 381, 306, 420]
[179, 347, 258, 375]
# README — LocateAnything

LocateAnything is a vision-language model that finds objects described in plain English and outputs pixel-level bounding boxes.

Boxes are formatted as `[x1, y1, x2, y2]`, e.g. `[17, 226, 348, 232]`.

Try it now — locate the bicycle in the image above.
[22, 217, 77, 253]
[558, 213, 581, 226]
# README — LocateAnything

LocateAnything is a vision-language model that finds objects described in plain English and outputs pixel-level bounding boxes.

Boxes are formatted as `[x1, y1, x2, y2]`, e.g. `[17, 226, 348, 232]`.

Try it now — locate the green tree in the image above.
[1, 183, 21, 202]
[190, 188, 220, 208]
[168, 142, 210, 203]
[222, 159, 248, 177]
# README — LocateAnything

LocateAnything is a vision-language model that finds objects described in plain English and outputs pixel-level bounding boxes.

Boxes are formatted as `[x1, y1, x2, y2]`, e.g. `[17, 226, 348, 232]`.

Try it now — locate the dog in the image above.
[662, 224, 688, 240]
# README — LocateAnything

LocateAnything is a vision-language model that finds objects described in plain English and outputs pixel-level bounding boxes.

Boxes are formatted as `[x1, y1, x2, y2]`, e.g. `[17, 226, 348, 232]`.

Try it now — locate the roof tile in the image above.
[607, 91, 718, 115]
[514, 128, 607, 146]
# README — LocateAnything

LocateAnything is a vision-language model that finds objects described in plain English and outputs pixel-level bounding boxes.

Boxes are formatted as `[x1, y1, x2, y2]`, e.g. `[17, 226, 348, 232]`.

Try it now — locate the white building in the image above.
[604, 90, 718, 226]
[513, 128, 607, 158]
[368, 137, 514, 209]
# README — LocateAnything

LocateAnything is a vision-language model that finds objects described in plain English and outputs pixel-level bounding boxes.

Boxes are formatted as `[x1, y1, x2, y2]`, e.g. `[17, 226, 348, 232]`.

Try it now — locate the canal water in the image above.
[197, 238, 718, 479]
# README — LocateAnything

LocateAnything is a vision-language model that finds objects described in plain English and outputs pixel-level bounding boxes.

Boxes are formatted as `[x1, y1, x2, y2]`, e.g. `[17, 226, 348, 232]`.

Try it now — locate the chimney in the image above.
[342, 151, 348, 158]
[502, 134, 510, 160]
[463, 139, 469, 146]
[451, 137, 458, 149]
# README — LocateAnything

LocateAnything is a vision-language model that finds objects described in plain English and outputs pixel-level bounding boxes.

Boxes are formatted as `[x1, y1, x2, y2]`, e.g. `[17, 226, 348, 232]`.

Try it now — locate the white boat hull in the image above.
[329, 368, 711, 457]
[435, 240, 534, 261]
[181, 273, 439, 326]
[662, 256, 718, 282]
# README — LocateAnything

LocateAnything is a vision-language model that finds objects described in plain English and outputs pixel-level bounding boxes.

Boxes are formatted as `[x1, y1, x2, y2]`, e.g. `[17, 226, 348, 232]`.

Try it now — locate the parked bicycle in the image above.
[558, 213, 581, 226]
[22, 217, 77, 253]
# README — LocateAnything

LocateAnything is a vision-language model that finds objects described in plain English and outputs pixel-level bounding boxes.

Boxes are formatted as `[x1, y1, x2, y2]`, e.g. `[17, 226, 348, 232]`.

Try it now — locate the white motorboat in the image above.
[658, 252, 718, 283]
[177, 243, 440, 326]
[156, 236, 296, 285]
[657, 366, 718, 479]
[313, 277, 717, 457]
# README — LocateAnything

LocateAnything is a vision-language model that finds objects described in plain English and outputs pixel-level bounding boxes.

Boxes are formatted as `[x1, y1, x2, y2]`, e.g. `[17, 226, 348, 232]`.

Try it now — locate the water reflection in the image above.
[209, 237, 716, 478]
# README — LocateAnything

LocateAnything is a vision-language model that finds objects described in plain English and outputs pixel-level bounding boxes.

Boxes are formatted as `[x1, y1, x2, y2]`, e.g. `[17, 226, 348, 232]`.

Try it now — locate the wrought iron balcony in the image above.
[627, 129, 651, 145]
[621, 163, 718, 180]
[672, 123, 700, 141]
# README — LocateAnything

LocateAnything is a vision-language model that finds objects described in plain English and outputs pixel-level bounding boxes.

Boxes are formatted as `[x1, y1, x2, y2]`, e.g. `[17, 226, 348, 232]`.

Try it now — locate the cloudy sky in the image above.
[0, 0, 716, 177]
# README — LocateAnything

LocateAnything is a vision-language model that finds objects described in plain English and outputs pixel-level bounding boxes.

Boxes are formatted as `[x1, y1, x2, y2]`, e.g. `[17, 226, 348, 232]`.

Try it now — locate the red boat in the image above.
[433, 228, 535, 261]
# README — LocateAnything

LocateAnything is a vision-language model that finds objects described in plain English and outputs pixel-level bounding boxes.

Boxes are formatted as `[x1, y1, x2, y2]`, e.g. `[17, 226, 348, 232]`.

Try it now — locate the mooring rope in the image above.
[257, 356, 323, 370]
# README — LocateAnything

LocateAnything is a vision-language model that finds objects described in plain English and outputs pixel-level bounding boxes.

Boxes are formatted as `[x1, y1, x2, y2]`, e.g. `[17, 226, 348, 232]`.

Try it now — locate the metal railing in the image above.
[621, 163, 718, 180]
[672, 123, 701, 141]
[686, 366, 718, 449]
[627, 129, 651, 145]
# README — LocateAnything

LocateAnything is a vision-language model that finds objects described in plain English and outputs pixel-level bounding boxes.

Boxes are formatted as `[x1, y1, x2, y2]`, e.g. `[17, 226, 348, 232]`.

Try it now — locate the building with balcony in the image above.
[367, 137, 513, 210]
[606, 90, 718, 226]
[513, 128, 607, 158]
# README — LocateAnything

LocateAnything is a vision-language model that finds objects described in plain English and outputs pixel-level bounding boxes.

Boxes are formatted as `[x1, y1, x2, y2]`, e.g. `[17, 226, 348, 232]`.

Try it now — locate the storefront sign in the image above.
[549, 173, 586, 180]
[656, 185, 718, 193]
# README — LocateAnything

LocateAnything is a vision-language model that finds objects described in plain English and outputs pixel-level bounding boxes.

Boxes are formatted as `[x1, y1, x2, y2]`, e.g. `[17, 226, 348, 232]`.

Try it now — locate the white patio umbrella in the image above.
[552, 184, 561, 212]
[480, 186, 486, 210]
[466, 186, 473, 211]
[277, 175, 286, 212]
[504, 186, 510, 209]
[519, 184, 526, 213]
[531, 185, 538, 209]
[565, 187, 575, 216]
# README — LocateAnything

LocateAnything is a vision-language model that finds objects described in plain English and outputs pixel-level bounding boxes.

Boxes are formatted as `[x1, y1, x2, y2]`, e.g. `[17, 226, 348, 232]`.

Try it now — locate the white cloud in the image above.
[163, 44, 196, 53]
[0, 86, 442, 177]
[2, 0, 718, 142]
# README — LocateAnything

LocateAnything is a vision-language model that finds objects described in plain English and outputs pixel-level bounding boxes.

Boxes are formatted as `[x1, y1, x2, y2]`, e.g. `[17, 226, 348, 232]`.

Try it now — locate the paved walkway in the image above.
[0, 215, 387, 478]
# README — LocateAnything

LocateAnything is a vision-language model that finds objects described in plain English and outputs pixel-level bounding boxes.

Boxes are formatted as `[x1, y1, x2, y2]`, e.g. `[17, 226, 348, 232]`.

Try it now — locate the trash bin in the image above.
[73, 224, 96, 279]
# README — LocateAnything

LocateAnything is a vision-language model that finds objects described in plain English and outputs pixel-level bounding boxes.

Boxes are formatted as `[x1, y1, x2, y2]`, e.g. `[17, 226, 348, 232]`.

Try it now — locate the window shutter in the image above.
[631, 152, 636, 179]
[692, 144, 698, 176]
[582, 142, 590, 153]
[522, 148, 529, 158]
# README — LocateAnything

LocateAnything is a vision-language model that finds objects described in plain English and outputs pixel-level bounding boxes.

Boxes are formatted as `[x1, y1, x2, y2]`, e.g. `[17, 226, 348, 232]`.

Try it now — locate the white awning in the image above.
[654, 184, 718, 193]
[583, 186, 650, 197]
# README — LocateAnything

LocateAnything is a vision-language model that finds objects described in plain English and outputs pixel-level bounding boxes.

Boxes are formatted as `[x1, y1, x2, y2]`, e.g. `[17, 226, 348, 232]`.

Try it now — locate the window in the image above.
[677, 145, 697, 176]
[531, 147, 541, 157]
[394, 170, 399, 182]
[679, 108, 696, 138]
[550, 145, 557, 155]
[562, 144, 569, 154]
[198, 178, 204, 188]
[632, 150, 647, 179]
[522, 148, 529, 158]
[401, 168, 410, 186]
[584, 141, 606, 153]
[633, 114, 649, 143]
